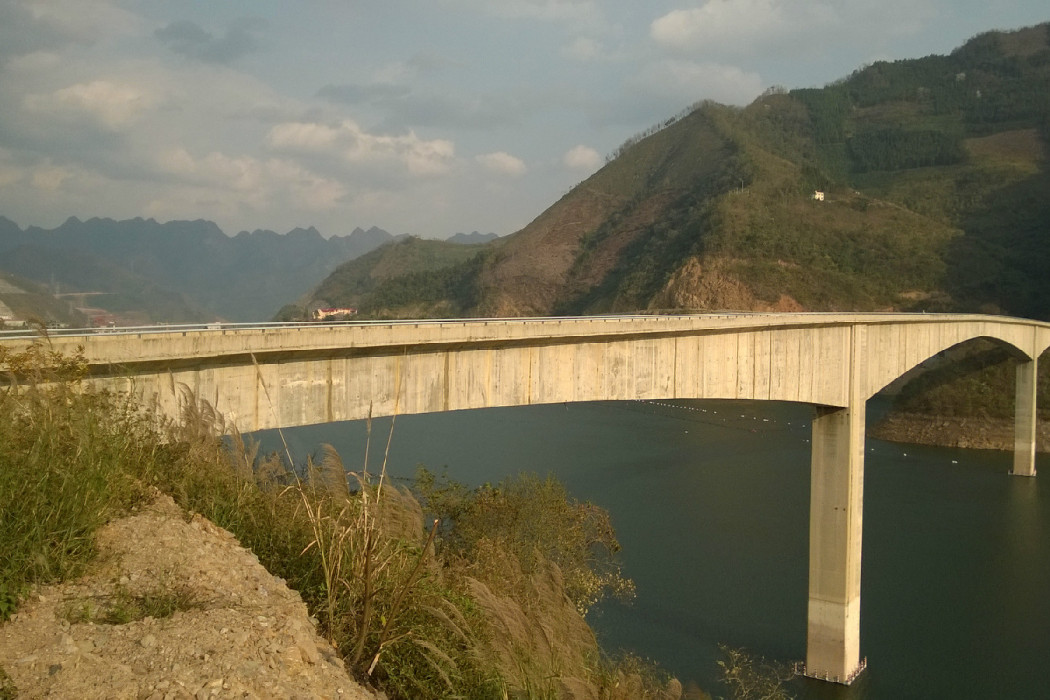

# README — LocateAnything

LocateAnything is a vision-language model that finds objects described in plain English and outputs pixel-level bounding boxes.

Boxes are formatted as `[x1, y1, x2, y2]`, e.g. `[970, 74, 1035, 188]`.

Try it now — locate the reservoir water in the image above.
[254, 398, 1050, 699]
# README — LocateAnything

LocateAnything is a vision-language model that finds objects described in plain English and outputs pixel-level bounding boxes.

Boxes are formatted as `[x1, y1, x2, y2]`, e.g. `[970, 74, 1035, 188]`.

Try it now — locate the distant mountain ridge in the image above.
[447, 231, 499, 245]
[0, 217, 407, 322]
[304, 23, 1050, 321]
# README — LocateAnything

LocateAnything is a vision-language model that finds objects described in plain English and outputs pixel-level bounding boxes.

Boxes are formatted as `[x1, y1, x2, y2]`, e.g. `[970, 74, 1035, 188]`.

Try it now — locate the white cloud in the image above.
[0, 0, 140, 64]
[451, 0, 601, 23]
[145, 147, 349, 228]
[630, 59, 764, 107]
[404, 138, 456, 176]
[563, 145, 601, 171]
[23, 0, 141, 42]
[651, 0, 824, 54]
[649, 0, 946, 61]
[6, 51, 63, 73]
[155, 148, 197, 177]
[563, 36, 606, 61]
[138, 158, 348, 231]
[0, 149, 22, 188]
[31, 164, 71, 191]
[0, 168, 20, 189]
[23, 80, 153, 131]
[171, 151, 264, 192]
[265, 122, 342, 152]
[154, 147, 345, 205]
[476, 151, 527, 176]
[268, 119, 456, 177]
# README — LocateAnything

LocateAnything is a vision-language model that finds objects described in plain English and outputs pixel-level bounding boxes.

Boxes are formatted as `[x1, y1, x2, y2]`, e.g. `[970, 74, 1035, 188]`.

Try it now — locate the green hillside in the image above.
[314, 23, 1049, 322]
[280, 237, 490, 320]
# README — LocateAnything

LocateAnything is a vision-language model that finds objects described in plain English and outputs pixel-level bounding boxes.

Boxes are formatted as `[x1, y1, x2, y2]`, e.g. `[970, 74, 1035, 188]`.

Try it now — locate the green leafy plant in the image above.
[60, 584, 201, 625]
[0, 665, 18, 700]
[0, 339, 156, 619]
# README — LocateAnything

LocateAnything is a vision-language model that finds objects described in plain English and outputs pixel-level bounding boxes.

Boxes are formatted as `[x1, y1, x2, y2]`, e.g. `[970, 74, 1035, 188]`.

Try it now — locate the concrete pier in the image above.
[806, 404, 865, 683]
[1013, 358, 1038, 477]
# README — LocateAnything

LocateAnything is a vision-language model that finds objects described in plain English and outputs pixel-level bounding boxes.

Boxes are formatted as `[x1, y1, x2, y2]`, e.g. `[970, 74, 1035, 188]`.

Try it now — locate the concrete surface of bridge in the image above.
[4, 312, 1048, 683]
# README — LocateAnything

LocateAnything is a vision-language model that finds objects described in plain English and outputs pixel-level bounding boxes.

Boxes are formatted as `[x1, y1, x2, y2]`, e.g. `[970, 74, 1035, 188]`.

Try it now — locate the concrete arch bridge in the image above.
[5, 312, 1048, 684]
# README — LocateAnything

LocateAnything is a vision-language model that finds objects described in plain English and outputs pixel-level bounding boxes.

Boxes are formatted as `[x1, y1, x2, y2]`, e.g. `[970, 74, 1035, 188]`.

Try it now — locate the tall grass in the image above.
[0, 340, 155, 619]
[146, 401, 503, 699]
[1, 338, 678, 700]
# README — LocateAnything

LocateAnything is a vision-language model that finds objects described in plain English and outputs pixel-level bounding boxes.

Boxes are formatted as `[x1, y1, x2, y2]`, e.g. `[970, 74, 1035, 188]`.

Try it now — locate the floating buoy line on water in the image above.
[619, 399, 968, 467]
[624, 399, 809, 435]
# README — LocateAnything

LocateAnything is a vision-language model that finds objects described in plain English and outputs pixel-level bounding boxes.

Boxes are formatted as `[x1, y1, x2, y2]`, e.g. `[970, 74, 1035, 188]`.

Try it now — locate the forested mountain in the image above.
[0, 218, 400, 322]
[447, 231, 499, 245]
[313, 23, 1050, 321]
[281, 237, 490, 320]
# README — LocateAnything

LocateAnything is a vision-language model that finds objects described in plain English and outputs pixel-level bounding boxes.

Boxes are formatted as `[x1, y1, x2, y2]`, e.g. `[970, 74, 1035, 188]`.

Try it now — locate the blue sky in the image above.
[0, 0, 1046, 238]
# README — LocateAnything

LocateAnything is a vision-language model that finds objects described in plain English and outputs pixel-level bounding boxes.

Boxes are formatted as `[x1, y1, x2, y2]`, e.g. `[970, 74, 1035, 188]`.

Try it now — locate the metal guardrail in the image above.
[2, 311, 1043, 341]
[0, 313, 755, 340]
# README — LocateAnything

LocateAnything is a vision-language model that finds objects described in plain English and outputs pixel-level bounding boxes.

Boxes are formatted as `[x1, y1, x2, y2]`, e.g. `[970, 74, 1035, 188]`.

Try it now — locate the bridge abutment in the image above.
[1013, 358, 1038, 477]
[806, 404, 865, 684]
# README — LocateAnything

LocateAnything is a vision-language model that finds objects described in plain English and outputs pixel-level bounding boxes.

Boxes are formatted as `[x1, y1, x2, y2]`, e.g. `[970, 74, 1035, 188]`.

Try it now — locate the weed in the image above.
[0, 665, 17, 700]
[60, 585, 201, 625]
[0, 340, 156, 617]
[0, 583, 23, 623]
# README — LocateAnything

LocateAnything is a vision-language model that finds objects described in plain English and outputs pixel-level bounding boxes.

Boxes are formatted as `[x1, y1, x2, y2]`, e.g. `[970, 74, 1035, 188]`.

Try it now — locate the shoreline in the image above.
[870, 412, 1050, 453]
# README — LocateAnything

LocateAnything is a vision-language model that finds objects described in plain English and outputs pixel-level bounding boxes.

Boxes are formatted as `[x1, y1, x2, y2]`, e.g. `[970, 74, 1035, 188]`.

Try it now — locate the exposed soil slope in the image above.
[0, 492, 375, 700]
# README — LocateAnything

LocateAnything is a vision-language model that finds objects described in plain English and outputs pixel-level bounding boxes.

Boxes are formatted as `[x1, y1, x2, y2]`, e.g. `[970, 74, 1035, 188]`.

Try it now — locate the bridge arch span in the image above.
[854, 321, 1046, 402]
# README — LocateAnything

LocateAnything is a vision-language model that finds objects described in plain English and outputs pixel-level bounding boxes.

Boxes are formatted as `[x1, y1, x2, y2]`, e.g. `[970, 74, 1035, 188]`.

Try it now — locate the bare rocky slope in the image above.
[870, 413, 1050, 451]
[0, 491, 376, 700]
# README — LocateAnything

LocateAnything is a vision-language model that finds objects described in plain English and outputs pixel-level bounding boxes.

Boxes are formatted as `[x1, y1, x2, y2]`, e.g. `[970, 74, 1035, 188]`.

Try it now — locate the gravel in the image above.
[0, 492, 378, 700]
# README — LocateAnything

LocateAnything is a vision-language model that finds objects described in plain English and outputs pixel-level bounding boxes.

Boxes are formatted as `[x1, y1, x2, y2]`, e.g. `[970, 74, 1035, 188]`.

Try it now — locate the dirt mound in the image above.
[0, 492, 376, 700]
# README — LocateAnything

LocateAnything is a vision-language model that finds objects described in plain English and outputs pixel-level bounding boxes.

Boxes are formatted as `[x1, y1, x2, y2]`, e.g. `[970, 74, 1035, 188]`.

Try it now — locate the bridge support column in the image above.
[806, 404, 865, 684]
[1013, 358, 1038, 477]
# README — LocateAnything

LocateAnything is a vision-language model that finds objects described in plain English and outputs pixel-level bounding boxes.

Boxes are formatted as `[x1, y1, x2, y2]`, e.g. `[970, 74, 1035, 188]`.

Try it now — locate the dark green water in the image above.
[253, 399, 1050, 699]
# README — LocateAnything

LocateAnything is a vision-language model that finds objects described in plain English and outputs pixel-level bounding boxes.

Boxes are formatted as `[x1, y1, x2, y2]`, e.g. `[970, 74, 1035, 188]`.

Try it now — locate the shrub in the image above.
[415, 469, 635, 616]
[718, 644, 797, 700]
